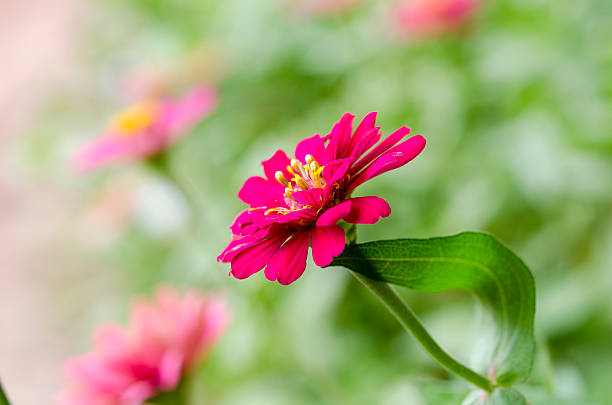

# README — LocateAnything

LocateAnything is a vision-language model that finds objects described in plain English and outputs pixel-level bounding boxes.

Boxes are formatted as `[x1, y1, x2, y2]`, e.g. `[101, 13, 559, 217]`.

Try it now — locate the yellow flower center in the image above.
[110, 100, 161, 136]
[265, 155, 326, 215]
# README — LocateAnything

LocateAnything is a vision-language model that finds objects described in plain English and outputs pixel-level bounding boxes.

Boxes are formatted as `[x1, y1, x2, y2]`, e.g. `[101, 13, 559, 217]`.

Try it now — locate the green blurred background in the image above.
[1, 0, 611, 404]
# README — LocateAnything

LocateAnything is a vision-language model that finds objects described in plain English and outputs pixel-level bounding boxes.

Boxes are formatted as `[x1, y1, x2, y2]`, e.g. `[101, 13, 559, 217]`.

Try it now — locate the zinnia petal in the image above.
[348, 134, 426, 192]
[343, 196, 391, 224]
[322, 157, 353, 187]
[265, 231, 310, 285]
[295, 134, 328, 164]
[352, 111, 377, 141]
[311, 225, 346, 266]
[230, 234, 287, 279]
[349, 127, 382, 160]
[291, 188, 324, 208]
[218, 226, 281, 263]
[262, 150, 292, 183]
[238, 176, 286, 208]
[316, 200, 352, 227]
[350, 126, 411, 174]
[326, 112, 355, 160]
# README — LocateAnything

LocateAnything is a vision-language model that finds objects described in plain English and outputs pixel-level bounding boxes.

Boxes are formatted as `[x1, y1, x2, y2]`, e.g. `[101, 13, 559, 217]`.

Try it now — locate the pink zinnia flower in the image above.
[58, 288, 230, 405]
[218, 112, 426, 285]
[392, 0, 480, 38]
[73, 86, 217, 171]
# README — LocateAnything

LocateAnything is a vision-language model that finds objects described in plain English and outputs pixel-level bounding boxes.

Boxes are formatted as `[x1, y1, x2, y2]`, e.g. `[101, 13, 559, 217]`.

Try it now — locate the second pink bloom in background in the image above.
[73, 86, 218, 171]
[392, 0, 481, 38]
[58, 288, 230, 405]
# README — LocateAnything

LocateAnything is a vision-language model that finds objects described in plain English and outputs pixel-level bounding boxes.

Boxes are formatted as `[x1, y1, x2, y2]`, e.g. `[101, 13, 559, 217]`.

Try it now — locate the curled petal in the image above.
[349, 127, 381, 160]
[343, 196, 391, 224]
[295, 134, 328, 164]
[217, 227, 276, 263]
[229, 209, 264, 236]
[311, 225, 346, 266]
[316, 200, 352, 227]
[353, 111, 377, 141]
[348, 135, 426, 192]
[350, 126, 411, 174]
[326, 113, 355, 160]
[322, 157, 353, 186]
[238, 176, 286, 208]
[262, 150, 291, 183]
[291, 188, 323, 208]
[265, 231, 310, 285]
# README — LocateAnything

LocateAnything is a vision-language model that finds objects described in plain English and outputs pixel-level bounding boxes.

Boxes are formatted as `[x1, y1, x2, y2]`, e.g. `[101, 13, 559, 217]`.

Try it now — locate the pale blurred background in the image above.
[1, 0, 611, 404]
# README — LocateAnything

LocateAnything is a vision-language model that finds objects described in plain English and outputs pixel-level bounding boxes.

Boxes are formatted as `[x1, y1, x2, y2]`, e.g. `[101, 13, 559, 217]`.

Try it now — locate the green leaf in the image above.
[329, 232, 535, 386]
[462, 388, 527, 405]
[0, 380, 11, 405]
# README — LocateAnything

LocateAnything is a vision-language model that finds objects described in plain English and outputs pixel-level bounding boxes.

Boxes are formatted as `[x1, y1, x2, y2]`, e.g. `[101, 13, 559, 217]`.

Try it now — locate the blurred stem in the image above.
[344, 224, 493, 392]
[0, 380, 11, 405]
[146, 151, 200, 220]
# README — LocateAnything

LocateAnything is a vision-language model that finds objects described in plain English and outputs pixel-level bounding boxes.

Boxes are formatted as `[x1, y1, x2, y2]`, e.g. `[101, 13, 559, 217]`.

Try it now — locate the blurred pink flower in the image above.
[73, 86, 217, 171]
[58, 288, 230, 405]
[392, 0, 480, 38]
[296, 0, 361, 15]
[218, 112, 426, 285]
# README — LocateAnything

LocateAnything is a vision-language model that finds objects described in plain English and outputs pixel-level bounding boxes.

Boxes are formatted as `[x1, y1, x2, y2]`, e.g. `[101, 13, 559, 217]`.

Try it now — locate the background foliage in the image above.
[3, 0, 612, 404]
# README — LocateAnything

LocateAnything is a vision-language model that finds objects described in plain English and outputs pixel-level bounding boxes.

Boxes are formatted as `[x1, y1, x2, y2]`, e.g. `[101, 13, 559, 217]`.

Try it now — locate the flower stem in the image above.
[146, 152, 200, 219]
[350, 271, 493, 392]
[0, 380, 12, 405]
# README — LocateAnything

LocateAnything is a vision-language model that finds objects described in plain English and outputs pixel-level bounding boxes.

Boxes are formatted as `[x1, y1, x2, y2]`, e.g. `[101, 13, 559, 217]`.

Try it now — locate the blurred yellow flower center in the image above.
[110, 101, 161, 135]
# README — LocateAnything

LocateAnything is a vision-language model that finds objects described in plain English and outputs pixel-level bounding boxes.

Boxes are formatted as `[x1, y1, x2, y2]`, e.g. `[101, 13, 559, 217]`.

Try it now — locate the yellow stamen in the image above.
[305, 154, 315, 165]
[310, 161, 321, 174]
[275, 171, 289, 187]
[265, 207, 290, 215]
[290, 159, 307, 177]
[293, 176, 309, 190]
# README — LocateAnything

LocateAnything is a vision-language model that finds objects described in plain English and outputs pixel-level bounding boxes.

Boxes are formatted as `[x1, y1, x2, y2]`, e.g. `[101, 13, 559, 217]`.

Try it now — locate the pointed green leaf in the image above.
[0, 381, 11, 405]
[462, 388, 527, 405]
[329, 232, 535, 386]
